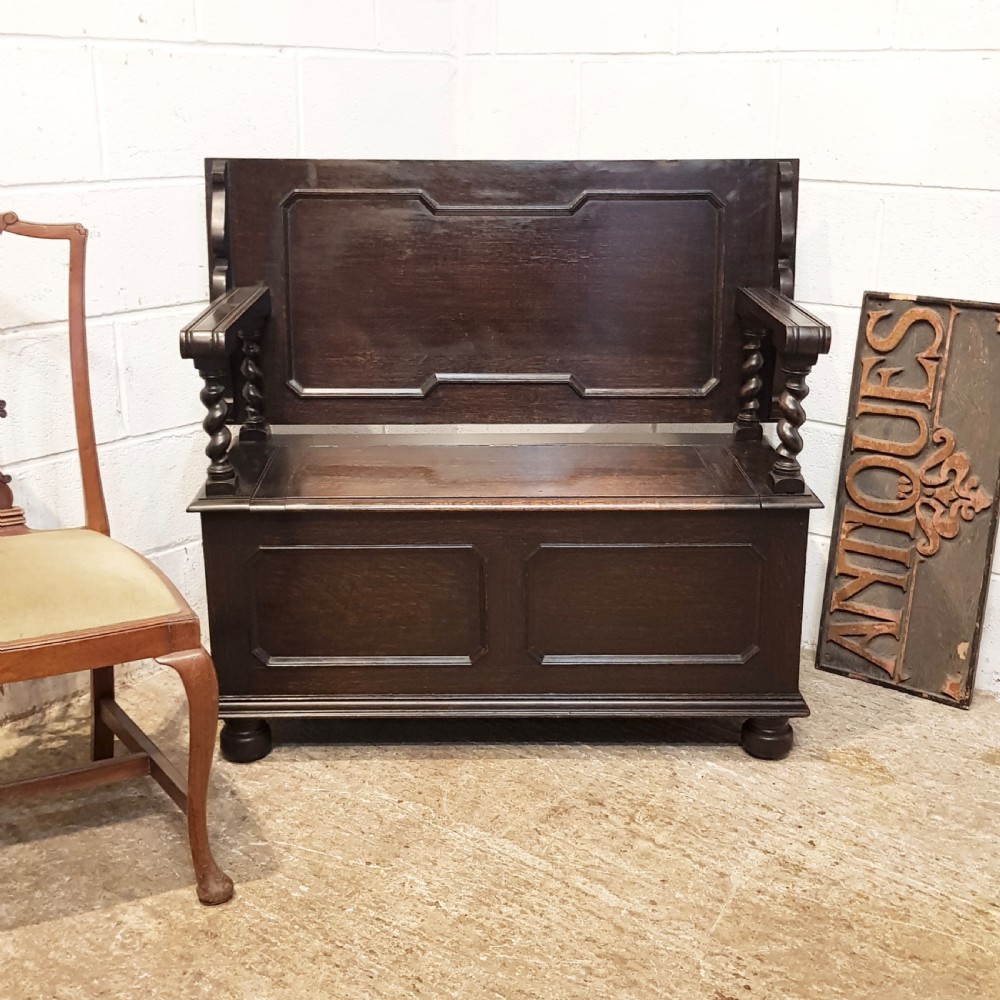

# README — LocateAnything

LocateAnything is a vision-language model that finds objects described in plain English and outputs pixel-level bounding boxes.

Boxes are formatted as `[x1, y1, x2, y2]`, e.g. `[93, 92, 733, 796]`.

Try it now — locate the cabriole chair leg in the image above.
[156, 647, 234, 905]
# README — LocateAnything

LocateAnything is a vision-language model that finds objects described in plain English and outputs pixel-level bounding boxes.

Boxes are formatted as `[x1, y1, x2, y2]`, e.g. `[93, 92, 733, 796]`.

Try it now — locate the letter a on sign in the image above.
[817, 292, 1000, 706]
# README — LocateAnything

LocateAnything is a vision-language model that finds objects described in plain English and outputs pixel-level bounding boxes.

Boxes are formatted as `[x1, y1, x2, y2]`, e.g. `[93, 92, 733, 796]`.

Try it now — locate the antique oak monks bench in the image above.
[180, 159, 831, 763]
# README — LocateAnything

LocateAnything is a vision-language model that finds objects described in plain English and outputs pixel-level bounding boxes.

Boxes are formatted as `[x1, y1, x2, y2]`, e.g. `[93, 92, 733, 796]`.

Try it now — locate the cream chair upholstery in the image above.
[0, 529, 183, 645]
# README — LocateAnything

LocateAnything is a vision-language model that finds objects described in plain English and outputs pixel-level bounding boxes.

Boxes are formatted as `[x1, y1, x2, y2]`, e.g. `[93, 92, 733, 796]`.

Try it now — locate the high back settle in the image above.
[185, 158, 817, 432]
[179, 159, 831, 764]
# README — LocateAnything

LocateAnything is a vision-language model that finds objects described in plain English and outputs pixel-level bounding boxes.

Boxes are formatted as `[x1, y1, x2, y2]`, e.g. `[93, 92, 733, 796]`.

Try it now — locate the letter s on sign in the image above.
[866, 306, 944, 357]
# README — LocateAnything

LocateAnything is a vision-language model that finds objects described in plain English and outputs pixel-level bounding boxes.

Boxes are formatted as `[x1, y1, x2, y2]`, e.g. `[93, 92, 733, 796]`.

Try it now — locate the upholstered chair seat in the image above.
[0, 529, 182, 646]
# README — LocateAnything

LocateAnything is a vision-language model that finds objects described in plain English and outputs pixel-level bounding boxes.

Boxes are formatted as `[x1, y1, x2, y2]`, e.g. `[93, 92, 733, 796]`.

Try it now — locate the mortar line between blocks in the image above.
[110, 320, 133, 438]
[3, 32, 997, 57]
[807, 417, 845, 433]
[0, 35, 462, 58]
[465, 48, 999, 59]
[1, 176, 203, 193]
[5, 421, 203, 473]
[453, 0, 466, 155]
[1, 301, 208, 336]
[573, 58, 582, 157]
[891, 0, 904, 50]
[801, 178, 1000, 196]
[88, 46, 110, 178]
[295, 55, 305, 156]
[145, 538, 203, 560]
[772, 59, 782, 154]
[871, 197, 887, 289]
[99, 423, 203, 453]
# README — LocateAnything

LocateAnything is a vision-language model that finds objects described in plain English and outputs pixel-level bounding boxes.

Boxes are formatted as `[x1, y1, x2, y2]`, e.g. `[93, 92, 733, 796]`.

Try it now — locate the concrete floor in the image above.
[1, 663, 998, 1000]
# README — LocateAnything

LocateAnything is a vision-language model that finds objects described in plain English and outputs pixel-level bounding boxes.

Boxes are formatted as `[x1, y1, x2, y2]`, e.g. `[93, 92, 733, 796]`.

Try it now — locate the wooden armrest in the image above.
[737, 287, 831, 358]
[735, 287, 832, 496]
[180, 285, 271, 496]
[180, 284, 270, 361]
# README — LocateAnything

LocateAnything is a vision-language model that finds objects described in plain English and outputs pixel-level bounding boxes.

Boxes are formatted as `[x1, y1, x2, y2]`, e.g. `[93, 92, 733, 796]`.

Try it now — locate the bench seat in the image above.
[193, 428, 821, 512]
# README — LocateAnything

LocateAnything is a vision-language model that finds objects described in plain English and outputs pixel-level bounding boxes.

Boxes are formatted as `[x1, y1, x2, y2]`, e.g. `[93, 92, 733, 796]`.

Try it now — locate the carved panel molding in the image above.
[280, 188, 725, 401]
[524, 541, 763, 666]
[249, 543, 488, 668]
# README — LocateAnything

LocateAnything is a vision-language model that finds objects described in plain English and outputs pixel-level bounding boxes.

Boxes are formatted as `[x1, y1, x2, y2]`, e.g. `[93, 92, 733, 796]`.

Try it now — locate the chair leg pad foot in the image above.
[197, 867, 235, 905]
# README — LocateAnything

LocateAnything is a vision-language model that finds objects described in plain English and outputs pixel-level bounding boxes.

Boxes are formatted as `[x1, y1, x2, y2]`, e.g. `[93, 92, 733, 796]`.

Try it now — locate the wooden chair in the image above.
[0, 212, 233, 905]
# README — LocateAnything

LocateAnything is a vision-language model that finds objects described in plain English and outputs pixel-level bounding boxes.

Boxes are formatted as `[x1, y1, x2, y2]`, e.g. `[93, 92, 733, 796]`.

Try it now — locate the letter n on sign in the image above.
[817, 292, 1000, 706]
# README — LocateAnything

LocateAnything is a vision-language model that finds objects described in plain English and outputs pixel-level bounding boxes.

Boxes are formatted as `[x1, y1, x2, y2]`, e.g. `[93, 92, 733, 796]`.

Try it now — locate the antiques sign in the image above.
[817, 293, 1000, 706]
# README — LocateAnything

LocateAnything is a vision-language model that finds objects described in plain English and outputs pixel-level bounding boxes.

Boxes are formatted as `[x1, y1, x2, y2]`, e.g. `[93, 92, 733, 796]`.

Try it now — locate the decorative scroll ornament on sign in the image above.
[902, 428, 992, 557]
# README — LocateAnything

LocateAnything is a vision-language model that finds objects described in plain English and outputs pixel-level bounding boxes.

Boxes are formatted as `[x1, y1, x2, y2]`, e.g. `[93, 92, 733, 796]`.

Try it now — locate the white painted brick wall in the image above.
[2, 0, 999, 717]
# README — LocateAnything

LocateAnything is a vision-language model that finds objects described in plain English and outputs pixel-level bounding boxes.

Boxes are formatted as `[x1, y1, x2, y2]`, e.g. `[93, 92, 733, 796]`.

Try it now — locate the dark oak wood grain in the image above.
[202, 505, 808, 696]
[217, 159, 791, 426]
[250, 431, 760, 505]
[183, 159, 831, 762]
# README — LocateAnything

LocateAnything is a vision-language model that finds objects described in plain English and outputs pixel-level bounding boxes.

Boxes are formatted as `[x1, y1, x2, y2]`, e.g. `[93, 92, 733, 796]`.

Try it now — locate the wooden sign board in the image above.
[817, 292, 1000, 707]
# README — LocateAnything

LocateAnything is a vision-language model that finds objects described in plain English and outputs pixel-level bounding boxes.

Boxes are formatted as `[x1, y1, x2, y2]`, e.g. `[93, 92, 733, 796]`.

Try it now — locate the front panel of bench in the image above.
[202, 508, 807, 705]
[220, 159, 793, 424]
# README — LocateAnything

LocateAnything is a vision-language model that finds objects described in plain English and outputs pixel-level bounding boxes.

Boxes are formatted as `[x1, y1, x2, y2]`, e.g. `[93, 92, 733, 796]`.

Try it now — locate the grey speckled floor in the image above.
[1, 661, 999, 1000]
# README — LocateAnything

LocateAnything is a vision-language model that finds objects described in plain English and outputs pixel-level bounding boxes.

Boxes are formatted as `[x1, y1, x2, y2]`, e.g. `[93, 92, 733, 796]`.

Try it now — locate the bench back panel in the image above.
[219, 159, 795, 424]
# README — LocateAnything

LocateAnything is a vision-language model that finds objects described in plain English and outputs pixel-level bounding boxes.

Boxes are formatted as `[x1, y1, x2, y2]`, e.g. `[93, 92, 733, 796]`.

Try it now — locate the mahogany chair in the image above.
[0, 212, 233, 905]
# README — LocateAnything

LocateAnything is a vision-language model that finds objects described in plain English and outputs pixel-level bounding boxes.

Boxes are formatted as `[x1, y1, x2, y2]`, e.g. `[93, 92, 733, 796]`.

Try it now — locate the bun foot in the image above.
[220, 718, 272, 763]
[741, 716, 793, 760]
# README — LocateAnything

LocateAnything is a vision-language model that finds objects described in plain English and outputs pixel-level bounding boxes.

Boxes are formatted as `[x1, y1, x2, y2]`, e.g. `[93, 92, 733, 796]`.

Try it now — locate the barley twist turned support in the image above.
[239, 326, 269, 442]
[180, 286, 270, 497]
[734, 328, 765, 441]
[768, 359, 811, 494]
[198, 362, 237, 495]
[735, 287, 831, 497]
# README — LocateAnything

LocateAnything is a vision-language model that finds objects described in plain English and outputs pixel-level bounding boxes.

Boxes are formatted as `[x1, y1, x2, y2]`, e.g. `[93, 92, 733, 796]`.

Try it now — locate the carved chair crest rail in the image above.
[180, 159, 831, 762]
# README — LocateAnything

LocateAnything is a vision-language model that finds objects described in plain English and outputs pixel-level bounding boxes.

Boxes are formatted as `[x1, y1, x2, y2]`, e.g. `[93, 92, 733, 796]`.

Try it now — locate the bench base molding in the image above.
[217, 697, 808, 764]
[218, 693, 810, 719]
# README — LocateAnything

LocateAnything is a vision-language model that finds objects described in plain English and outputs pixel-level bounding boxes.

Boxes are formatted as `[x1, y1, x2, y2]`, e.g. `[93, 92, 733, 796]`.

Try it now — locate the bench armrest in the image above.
[180, 284, 270, 361]
[737, 287, 831, 358]
[735, 287, 832, 495]
[180, 285, 271, 495]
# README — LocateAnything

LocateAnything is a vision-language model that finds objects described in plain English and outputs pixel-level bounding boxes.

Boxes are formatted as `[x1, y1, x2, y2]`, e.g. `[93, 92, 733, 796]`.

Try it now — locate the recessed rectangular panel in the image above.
[526, 543, 763, 664]
[251, 545, 485, 666]
[284, 192, 720, 397]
